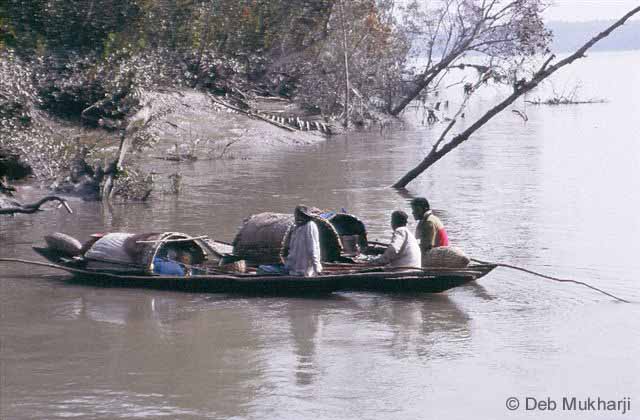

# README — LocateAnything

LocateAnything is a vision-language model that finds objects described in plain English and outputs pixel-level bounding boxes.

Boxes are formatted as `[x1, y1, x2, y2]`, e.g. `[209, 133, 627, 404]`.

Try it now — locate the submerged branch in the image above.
[525, 98, 607, 106]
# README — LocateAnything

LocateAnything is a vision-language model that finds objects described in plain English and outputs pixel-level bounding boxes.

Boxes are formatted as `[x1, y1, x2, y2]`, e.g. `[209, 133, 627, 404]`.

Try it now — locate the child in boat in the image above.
[369, 210, 421, 269]
[153, 246, 199, 276]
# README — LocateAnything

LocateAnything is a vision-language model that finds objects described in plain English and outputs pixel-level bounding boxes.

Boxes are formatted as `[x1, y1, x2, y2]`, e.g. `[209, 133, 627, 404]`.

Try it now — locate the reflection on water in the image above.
[285, 299, 324, 387]
[348, 295, 471, 361]
[2, 51, 640, 419]
[281, 294, 473, 388]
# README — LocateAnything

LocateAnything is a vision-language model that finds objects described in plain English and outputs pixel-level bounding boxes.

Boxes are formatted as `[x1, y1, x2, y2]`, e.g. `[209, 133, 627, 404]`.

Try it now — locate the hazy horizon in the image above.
[543, 0, 639, 22]
[546, 19, 639, 52]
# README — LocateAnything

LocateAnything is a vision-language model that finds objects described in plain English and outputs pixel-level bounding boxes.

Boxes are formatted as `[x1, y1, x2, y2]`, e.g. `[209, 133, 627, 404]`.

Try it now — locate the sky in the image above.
[543, 0, 640, 22]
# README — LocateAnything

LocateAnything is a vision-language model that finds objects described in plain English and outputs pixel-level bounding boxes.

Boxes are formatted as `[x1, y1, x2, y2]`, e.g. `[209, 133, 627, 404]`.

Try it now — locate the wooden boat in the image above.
[31, 230, 496, 295]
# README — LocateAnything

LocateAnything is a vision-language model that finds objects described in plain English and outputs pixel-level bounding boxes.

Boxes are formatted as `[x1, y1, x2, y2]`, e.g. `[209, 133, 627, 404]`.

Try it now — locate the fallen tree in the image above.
[393, 5, 640, 189]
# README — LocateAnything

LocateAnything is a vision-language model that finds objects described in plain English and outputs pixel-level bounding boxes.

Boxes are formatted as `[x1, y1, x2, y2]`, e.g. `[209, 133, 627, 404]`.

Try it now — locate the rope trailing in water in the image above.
[470, 258, 630, 303]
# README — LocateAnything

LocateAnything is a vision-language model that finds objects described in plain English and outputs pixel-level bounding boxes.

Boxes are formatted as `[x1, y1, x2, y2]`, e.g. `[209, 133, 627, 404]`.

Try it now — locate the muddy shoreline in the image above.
[2, 89, 328, 205]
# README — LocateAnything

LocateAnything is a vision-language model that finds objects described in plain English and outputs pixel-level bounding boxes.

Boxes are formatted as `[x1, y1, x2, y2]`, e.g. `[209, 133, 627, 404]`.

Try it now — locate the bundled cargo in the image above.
[44, 232, 83, 257]
[422, 246, 470, 268]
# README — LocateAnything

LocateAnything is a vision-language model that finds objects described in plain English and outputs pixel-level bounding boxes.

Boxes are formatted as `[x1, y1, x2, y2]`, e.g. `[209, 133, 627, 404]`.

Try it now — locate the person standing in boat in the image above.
[410, 197, 449, 264]
[370, 210, 421, 268]
[285, 205, 323, 277]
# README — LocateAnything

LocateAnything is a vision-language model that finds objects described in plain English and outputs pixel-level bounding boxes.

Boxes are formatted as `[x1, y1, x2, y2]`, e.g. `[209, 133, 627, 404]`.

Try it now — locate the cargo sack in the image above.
[44, 232, 83, 257]
[422, 246, 470, 268]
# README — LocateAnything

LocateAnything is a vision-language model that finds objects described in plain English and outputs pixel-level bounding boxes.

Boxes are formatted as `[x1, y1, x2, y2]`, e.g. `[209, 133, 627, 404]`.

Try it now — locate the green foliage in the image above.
[292, 0, 409, 119]
[0, 15, 17, 49]
[1, 0, 336, 115]
[1, 0, 140, 54]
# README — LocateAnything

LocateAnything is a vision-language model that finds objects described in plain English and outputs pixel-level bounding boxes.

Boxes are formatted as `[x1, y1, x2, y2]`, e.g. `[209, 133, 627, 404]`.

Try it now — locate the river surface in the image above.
[1, 51, 639, 419]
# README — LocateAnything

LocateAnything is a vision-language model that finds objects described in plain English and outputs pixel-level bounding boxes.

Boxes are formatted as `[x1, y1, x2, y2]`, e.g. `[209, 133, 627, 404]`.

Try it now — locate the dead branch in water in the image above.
[526, 81, 607, 105]
[0, 195, 73, 215]
[217, 139, 241, 159]
[525, 98, 607, 105]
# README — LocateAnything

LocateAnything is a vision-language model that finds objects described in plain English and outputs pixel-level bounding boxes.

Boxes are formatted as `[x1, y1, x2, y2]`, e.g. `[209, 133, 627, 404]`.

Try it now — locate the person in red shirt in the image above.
[410, 197, 449, 266]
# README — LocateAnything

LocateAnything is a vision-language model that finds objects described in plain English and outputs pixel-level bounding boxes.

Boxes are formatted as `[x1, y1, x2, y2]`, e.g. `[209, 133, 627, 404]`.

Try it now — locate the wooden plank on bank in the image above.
[208, 94, 296, 132]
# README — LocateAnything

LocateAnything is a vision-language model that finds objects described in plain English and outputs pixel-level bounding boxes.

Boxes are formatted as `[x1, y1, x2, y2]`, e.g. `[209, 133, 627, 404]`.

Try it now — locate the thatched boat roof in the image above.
[323, 212, 368, 249]
[232, 212, 342, 264]
[84, 232, 209, 273]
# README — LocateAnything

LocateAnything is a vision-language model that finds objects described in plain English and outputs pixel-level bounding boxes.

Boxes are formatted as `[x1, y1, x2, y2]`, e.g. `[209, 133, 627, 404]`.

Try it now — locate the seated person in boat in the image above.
[154, 245, 201, 276]
[284, 205, 323, 277]
[369, 210, 421, 269]
[410, 197, 449, 265]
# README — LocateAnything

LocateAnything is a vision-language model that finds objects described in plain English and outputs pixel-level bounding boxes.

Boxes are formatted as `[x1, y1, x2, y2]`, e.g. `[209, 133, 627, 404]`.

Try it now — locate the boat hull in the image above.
[32, 247, 495, 295]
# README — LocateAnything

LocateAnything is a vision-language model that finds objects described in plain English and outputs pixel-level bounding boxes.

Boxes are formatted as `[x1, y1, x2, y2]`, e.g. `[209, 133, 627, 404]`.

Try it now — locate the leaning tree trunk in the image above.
[390, 53, 460, 117]
[101, 129, 130, 201]
[389, 20, 483, 117]
[392, 6, 640, 189]
[393, 86, 527, 188]
[393, 151, 444, 190]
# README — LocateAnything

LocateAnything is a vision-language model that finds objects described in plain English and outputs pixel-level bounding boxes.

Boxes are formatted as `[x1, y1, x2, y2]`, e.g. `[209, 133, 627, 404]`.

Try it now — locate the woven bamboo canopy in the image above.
[82, 232, 209, 273]
[324, 212, 368, 249]
[232, 212, 343, 264]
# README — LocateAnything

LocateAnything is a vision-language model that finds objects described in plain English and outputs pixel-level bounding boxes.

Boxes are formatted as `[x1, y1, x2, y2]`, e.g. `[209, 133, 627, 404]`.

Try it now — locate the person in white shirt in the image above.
[285, 205, 323, 277]
[370, 210, 421, 269]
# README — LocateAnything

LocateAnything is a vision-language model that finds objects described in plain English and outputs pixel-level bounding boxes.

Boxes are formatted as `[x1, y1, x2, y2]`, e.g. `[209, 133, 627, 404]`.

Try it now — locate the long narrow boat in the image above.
[29, 231, 496, 295]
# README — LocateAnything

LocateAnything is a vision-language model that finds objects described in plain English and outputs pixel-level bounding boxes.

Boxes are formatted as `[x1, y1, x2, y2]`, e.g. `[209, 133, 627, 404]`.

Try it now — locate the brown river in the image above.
[1, 51, 639, 419]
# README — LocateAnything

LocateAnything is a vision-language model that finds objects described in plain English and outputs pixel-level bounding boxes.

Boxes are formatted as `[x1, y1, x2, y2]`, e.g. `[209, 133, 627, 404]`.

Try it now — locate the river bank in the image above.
[142, 90, 328, 156]
[1, 88, 329, 204]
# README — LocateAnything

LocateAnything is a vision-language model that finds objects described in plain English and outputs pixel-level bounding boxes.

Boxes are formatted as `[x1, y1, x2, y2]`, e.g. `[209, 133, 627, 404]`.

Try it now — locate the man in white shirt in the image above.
[285, 205, 323, 277]
[370, 210, 421, 269]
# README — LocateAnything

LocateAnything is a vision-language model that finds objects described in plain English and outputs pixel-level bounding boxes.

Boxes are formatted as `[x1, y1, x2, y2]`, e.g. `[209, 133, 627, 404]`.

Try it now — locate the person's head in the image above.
[391, 210, 409, 230]
[177, 251, 193, 266]
[410, 197, 430, 220]
[294, 205, 312, 226]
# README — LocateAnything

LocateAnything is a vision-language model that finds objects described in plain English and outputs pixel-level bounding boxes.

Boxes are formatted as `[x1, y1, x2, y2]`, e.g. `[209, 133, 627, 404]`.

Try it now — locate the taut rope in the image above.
[470, 258, 630, 303]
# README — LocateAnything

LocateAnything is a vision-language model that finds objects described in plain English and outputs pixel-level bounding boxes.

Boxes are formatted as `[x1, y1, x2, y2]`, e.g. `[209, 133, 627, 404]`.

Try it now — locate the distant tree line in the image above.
[547, 20, 640, 52]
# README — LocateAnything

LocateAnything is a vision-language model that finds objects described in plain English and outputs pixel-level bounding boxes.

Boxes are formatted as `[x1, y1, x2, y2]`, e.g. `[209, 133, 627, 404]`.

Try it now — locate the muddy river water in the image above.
[1, 51, 639, 419]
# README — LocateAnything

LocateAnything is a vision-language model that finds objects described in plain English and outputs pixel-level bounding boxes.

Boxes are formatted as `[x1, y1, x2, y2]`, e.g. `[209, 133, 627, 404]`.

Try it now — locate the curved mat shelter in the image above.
[232, 212, 342, 264]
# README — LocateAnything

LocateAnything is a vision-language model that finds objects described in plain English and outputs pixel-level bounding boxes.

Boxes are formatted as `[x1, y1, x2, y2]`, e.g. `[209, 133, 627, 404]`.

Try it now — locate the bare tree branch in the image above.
[391, 0, 540, 116]
[392, 6, 640, 189]
[0, 196, 73, 215]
